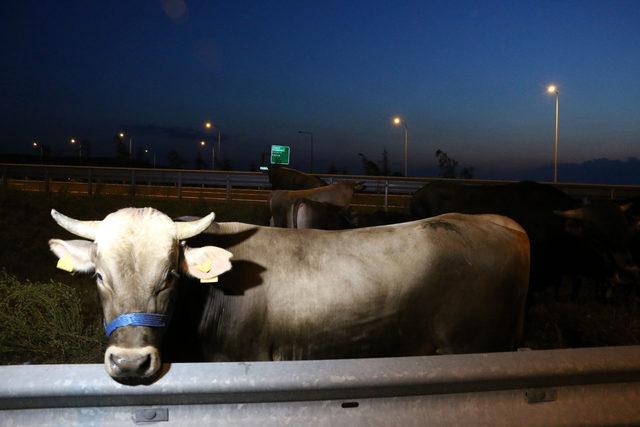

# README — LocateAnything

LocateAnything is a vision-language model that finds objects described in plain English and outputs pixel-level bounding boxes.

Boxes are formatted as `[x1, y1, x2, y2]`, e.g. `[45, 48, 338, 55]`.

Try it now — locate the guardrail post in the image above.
[87, 168, 93, 197]
[384, 180, 389, 211]
[226, 174, 231, 201]
[177, 172, 182, 200]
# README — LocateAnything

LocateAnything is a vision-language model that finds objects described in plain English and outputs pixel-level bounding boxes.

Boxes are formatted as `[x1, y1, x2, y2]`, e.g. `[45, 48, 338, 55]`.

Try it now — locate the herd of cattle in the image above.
[47, 166, 639, 383]
[269, 167, 640, 299]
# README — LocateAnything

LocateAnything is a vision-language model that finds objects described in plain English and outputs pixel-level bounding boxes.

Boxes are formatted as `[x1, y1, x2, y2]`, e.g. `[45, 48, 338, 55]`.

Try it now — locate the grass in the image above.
[0, 271, 104, 364]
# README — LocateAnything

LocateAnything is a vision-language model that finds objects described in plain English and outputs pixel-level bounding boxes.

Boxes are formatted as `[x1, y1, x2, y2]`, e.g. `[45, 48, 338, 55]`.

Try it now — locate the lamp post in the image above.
[119, 132, 133, 158]
[144, 148, 156, 168]
[392, 116, 409, 177]
[117, 132, 133, 159]
[547, 85, 559, 183]
[32, 141, 43, 162]
[200, 140, 214, 170]
[69, 138, 81, 158]
[298, 130, 314, 172]
[204, 121, 221, 169]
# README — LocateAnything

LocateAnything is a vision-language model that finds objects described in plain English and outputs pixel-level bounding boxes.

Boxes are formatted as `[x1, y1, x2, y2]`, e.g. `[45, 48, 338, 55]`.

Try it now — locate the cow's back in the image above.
[269, 167, 326, 190]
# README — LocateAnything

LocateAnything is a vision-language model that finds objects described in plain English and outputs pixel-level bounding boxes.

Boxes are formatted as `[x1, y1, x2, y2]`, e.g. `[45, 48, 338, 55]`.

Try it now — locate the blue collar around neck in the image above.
[104, 312, 168, 337]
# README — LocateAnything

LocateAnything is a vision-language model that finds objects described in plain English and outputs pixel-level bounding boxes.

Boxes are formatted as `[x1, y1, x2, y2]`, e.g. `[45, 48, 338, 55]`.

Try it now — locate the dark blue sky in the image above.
[2, 0, 639, 177]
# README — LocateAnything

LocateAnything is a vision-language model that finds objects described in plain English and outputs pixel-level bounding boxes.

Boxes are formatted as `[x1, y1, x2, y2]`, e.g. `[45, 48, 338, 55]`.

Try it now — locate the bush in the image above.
[0, 271, 104, 364]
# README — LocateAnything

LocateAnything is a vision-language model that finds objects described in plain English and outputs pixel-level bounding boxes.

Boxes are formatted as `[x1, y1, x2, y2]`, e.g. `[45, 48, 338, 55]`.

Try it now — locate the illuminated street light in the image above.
[199, 140, 214, 170]
[118, 132, 133, 158]
[32, 141, 44, 162]
[392, 116, 409, 177]
[69, 138, 82, 158]
[144, 148, 156, 168]
[547, 85, 559, 183]
[203, 121, 221, 169]
[298, 130, 314, 172]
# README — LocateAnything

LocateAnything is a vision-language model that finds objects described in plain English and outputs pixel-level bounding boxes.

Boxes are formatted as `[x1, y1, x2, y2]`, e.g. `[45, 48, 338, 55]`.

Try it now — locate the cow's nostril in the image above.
[138, 354, 152, 374]
[109, 353, 123, 369]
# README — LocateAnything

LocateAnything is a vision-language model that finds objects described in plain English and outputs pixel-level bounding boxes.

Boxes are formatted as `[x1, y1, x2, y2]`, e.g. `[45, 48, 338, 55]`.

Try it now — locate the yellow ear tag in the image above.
[56, 256, 74, 273]
[200, 276, 218, 284]
[195, 260, 212, 273]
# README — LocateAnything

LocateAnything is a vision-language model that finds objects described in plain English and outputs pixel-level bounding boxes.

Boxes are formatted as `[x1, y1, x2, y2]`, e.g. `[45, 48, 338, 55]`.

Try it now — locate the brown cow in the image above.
[270, 181, 361, 227]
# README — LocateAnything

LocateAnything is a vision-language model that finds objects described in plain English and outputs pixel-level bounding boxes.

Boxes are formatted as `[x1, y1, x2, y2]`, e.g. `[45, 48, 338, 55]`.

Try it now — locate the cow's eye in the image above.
[95, 272, 104, 284]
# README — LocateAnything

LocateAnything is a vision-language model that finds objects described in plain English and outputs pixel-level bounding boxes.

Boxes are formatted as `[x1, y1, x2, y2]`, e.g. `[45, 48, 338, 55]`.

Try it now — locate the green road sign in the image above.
[270, 145, 290, 165]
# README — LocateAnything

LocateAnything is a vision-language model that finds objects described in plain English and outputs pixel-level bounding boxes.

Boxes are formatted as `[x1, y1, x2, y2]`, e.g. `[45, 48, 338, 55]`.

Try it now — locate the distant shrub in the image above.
[0, 271, 103, 364]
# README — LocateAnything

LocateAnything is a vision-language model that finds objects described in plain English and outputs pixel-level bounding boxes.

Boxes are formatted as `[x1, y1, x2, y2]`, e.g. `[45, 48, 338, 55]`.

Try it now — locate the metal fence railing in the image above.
[1, 346, 640, 425]
[3, 163, 640, 208]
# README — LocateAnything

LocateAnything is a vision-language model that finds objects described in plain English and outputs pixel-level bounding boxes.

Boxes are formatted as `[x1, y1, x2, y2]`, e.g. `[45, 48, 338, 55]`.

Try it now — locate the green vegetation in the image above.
[435, 149, 474, 179]
[0, 271, 104, 364]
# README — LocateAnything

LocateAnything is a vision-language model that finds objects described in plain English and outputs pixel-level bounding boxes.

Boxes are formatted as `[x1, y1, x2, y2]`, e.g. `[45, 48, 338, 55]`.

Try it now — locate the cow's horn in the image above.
[51, 209, 100, 240]
[175, 212, 216, 240]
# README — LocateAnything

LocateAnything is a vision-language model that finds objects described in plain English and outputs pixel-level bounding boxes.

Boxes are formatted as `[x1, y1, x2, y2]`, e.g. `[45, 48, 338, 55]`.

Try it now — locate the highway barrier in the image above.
[1, 346, 640, 425]
[2, 163, 640, 209]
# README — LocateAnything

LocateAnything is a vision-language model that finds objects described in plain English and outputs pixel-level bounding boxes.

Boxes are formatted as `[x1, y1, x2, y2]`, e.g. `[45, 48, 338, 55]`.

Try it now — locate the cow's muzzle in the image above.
[105, 345, 161, 380]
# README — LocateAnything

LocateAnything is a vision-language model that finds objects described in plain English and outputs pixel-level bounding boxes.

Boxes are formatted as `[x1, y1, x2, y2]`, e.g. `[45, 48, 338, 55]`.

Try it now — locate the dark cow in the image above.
[49, 207, 530, 382]
[268, 166, 326, 190]
[555, 200, 640, 292]
[270, 181, 360, 227]
[627, 197, 640, 268]
[411, 180, 639, 297]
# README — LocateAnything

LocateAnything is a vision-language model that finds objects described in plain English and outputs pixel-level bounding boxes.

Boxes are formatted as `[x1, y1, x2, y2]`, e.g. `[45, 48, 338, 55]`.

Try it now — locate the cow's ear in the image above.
[181, 245, 233, 280]
[48, 239, 95, 273]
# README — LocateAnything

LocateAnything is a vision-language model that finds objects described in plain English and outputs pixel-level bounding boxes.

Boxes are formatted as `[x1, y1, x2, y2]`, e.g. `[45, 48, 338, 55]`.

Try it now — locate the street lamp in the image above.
[32, 141, 43, 162]
[547, 85, 559, 183]
[69, 138, 81, 158]
[199, 140, 214, 170]
[298, 130, 314, 172]
[203, 121, 221, 169]
[118, 132, 133, 158]
[144, 148, 156, 168]
[392, 116, 409, 177]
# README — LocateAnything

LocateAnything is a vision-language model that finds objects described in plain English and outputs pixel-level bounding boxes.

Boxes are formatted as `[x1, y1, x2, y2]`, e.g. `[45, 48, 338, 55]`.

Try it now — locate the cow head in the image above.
[48, 208, 232, 382]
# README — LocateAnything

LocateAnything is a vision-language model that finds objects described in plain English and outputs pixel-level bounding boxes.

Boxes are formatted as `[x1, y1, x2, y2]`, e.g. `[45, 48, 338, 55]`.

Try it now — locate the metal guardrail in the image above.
[1, 346, 640, 425]
[2, 163, 640, 205]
